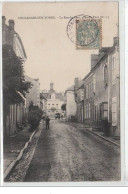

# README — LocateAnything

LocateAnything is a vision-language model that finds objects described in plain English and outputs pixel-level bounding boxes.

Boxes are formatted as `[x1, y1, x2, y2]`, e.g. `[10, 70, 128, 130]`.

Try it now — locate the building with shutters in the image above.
[74, 37, 120, 136]
[2, 16, 27, 136]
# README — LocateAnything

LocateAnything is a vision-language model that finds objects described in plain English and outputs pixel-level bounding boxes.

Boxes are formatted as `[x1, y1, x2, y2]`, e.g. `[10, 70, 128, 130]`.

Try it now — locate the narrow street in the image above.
[23, 120, 120, 182]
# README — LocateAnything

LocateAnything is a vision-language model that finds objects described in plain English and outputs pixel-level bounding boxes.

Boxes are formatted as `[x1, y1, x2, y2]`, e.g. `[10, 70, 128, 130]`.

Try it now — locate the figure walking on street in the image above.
[46, 116, 50, 129]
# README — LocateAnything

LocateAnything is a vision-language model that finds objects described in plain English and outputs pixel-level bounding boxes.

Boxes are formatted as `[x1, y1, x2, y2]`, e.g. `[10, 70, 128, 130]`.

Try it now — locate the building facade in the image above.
[75, 37, 120, 136]
[2, 16, 27, 136]
[41, 83, 66, 119]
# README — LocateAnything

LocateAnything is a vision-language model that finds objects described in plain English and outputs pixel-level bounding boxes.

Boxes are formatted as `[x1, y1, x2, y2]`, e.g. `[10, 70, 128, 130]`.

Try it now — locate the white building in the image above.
[65, 85, 77, 121]
[41, 82, 66, 118]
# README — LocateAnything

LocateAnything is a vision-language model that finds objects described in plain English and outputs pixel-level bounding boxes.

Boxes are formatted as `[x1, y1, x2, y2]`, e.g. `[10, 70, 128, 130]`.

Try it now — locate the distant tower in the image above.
[50, 82, 54, 91]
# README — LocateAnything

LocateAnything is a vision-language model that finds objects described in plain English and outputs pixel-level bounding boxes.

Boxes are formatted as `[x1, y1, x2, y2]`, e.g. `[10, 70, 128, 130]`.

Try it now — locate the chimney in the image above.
[2, 16, 6, 25]
[9, 19, 15, 30]
[113, 37, 119, 46]
[50, 82, 54, 90]
[91, 54, 99, 70]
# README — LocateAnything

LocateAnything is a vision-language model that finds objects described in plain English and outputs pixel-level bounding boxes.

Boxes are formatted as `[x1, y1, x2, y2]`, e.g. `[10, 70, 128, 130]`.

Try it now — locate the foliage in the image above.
[28, 102, 43, 131]
[51, 107, 56, 112]
[61, 104, 66, 111]
[3, 44, 32, 106]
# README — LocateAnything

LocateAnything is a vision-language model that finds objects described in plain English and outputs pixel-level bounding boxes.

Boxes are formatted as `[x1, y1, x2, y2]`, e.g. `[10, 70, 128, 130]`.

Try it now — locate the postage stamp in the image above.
[67, 15, 102, 49]
[76, 18, 102, 49]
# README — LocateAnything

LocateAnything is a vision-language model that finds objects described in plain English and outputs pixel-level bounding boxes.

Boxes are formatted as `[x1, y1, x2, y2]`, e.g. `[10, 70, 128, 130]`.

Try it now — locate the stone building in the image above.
[2, 16, 27, 136]
[41, 82, 66, 119]
[75, 37, 120, 136]
[65, 85, 77, 121]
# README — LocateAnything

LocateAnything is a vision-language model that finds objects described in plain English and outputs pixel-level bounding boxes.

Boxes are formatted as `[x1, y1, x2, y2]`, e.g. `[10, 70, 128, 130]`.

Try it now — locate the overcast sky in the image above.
[3, 2, 118, 92]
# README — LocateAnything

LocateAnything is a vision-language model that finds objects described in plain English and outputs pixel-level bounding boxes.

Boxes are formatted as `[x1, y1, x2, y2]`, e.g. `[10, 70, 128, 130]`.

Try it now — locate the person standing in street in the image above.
[46, 116, 50, 129]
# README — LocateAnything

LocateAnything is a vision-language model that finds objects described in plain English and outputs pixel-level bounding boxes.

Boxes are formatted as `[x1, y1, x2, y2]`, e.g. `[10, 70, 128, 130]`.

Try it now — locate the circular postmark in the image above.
[67, 14, 99, 46]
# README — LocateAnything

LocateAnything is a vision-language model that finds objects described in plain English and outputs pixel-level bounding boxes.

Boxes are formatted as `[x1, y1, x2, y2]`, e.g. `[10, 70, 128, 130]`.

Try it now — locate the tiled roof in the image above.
[41, 90, 65, 101]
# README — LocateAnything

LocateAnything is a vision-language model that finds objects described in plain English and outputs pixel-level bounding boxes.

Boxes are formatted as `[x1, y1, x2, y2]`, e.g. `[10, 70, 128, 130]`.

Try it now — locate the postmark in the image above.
[67, 15, 102, 49]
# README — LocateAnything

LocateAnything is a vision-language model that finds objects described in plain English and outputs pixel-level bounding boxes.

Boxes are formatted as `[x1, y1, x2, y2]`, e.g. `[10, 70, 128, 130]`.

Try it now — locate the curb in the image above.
[87, 129, 120, 148]
[4, 129, 37, 180]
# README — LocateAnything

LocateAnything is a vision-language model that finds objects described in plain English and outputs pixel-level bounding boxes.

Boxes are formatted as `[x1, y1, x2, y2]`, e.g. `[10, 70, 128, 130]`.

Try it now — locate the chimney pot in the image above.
[9, 19, 15, 30]
[2, 16, 6, 25]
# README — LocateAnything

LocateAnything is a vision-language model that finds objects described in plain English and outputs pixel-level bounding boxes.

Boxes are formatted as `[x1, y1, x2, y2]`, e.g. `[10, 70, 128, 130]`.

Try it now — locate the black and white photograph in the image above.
[1, 1, 123, 185]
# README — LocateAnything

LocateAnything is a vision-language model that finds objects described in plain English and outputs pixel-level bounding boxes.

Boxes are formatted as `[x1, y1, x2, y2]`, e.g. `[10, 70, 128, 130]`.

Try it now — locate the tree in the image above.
[61, 104, 66, 111]
[3, 44, 32, 106]
[28, 102, 43, 131]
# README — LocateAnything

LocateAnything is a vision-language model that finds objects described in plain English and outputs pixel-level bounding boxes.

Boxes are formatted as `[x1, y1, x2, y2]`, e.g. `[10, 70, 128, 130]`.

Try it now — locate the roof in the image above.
[83, 45, 116, 81]
[14, 32, 27, 59]
[40, 93, 47, 100]
[41, 90, 66, 101]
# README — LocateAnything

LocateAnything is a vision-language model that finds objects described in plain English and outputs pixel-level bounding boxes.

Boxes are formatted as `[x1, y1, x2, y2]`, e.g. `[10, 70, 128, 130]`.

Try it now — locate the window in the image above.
[93, 75, 96, 93]
[112, 97, 117, 126]
[91, 82, 93, 97]
[94, 106, 97, 121]
[88, 103, 91, 119]
[112, 56, 116, 85]
[104, 64, 108, 87]
[51, 93, 55, 99]
[88, 83, 90, 98]
[86, 104, 89, 119]
[85, 105, 87, 119]
[86, 85, 88, 99]
[102, 102, 108, 119]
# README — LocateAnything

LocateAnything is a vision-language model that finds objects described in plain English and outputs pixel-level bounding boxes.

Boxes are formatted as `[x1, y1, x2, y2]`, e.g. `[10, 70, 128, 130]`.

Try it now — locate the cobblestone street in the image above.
[6, 120, 121, 182]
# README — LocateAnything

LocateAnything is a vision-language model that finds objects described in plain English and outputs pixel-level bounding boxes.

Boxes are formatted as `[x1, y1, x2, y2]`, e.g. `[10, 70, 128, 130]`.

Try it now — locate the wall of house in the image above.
[2, 16, 27, 136]
[66, 91, 77, 121]
[83, 73, 95, 125]
[108, 47, 120, 136]
[46, 99, 65, 117]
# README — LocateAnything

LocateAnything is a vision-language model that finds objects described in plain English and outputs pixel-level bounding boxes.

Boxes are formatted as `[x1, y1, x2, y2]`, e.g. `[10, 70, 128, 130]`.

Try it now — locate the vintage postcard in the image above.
[1, 1, 122, 185]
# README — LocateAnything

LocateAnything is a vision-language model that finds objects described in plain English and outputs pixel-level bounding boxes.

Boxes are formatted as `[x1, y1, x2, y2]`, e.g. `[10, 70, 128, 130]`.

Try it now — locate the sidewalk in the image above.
[87, 127, 120, 147]
[3, 125, 35, 179]
[62, 121, 120, 147]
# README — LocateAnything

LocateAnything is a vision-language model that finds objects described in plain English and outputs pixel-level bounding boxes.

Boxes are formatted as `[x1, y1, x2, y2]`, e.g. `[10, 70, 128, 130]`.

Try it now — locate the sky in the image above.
[2, 2, 118, 92]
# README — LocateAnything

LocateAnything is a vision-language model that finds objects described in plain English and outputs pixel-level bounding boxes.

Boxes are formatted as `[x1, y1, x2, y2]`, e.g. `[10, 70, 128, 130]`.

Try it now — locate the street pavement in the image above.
[6, 120, 121, 182]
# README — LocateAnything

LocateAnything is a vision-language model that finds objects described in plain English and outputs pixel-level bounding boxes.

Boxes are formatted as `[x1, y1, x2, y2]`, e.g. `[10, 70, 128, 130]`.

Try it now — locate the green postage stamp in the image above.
[76, 18, 102, 49]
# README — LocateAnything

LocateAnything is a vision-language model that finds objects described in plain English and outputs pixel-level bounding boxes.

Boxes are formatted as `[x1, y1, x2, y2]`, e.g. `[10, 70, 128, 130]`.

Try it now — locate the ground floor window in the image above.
[102, 102, 108, 119]
[94, 106, 97, 121]
[84, 103, 91, 119]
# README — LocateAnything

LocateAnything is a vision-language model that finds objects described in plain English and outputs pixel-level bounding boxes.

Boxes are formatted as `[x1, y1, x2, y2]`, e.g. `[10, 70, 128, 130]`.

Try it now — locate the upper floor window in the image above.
[112, 56, 116, 85]
[93, 75, 96, 93]
[104, 64, 108, 88]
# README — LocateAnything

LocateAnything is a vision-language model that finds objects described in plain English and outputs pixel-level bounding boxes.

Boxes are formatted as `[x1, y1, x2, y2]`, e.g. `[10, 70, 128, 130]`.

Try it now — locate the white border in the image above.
[0, 0, 126, 187]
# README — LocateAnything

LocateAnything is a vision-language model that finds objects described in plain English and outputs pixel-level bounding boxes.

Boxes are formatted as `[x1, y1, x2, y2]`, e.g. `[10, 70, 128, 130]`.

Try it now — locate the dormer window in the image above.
[51, 93, 55, 99]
